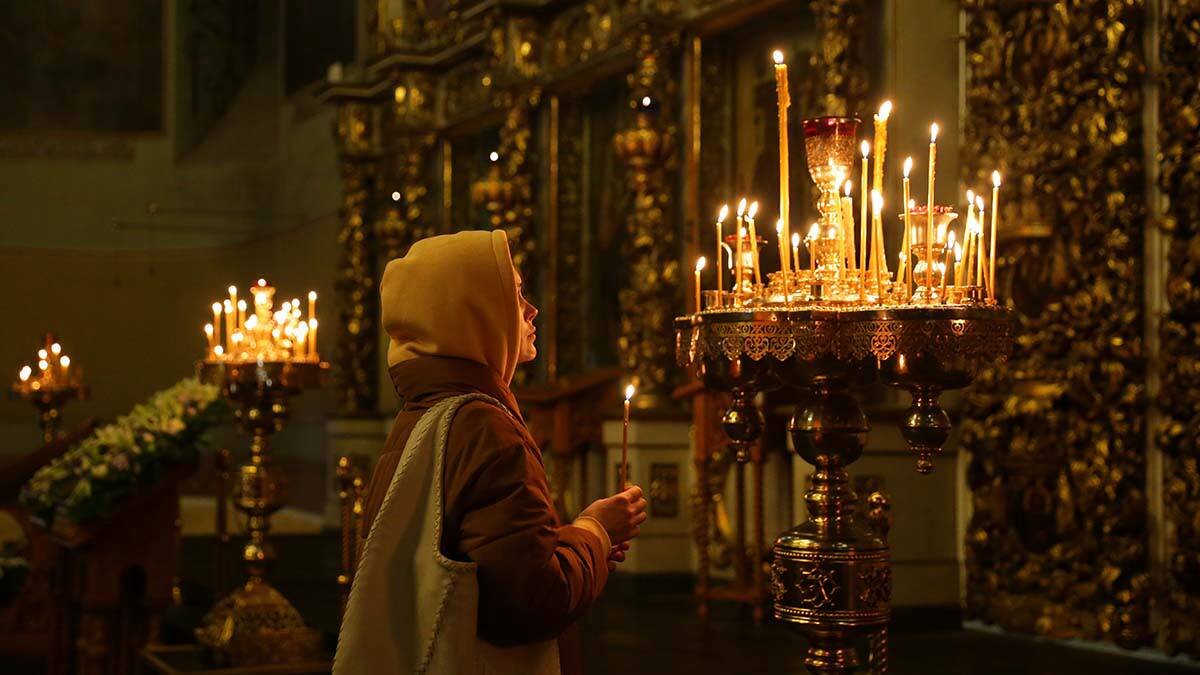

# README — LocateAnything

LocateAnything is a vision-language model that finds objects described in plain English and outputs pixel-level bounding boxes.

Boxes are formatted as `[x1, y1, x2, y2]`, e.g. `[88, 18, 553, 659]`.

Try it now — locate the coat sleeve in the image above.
[444, 402, 610, 646]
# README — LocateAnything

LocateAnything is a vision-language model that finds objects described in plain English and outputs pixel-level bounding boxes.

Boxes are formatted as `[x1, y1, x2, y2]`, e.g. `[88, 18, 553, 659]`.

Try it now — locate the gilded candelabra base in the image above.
[195, 359, 327, 666]
[195, 578, 323, 667]
[677, 306, 1012, 672]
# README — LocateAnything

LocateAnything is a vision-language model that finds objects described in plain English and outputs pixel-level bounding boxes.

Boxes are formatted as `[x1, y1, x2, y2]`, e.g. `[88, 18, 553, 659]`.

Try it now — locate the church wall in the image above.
[0, 1, 343, 514]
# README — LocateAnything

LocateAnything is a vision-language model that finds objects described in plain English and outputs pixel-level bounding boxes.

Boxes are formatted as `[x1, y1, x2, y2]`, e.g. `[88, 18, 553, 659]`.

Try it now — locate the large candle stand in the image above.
[9, 333, 87, 445]
[676, 305, 1012, 673]
[194, 359, 328, 666]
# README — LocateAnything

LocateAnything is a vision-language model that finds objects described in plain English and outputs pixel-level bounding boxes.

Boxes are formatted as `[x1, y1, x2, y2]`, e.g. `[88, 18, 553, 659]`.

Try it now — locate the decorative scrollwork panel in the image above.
[960, 0, 1149, 648]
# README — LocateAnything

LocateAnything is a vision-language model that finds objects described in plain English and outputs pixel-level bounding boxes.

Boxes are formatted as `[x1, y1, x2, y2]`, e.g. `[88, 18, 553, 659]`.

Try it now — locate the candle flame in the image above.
[641, 96, 652, 108]
[212, 302, 222, 314]
[38, 360, 48, 371]
[775, 218, 784, 234]
[909, 198, 916, 209]
[807, 223, 820, 240]
[871, 190, 883, 213]
[877, 100, 893, 120]
[309, 290, 317, 301]
[860, 140, 870, 158]
[37, 349, 47, 360]
[237, 299, 247, 312]
[204, 323, 214, 336]
[214, 345, 224, 357]
[772, 50, 784, 64]
[624, 384, 636, 401]
[843, 180, 852, 196]
[60, 355, 70, 368]
[903, 156, 913, 178]
[309, 318, 318, 329]
[976, 195, 985, 210]
[51, 343, 61, 355]
[739, 226, 747, 237]
[718, 204, 729, 222]
[19, 366, 31, 382]
[228, 285, 237, 295]
[791, 232, 801, 247]
[258, 278, 267, 287]
[954, 242, 963, 261]
[489, 151, 499, 162]
[747, 201, 759, 219]
[737, 198, 747, 216]
[930, 123, 940, 142]
[992, 170, 1002, 187]
[967, 189, 975, 204]
[947, 230, 957, 247]
[696, 256, 707, 272]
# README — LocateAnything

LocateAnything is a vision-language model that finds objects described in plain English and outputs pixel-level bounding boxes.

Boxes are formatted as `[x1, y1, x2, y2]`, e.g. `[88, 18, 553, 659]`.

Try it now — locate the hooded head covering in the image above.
[381, 230, 522, 385]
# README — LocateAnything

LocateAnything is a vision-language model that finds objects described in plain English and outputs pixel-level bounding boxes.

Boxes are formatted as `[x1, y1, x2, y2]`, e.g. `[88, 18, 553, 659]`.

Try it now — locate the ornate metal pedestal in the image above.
[677, 306, 1012, 674]
[195, 360, 328, 667]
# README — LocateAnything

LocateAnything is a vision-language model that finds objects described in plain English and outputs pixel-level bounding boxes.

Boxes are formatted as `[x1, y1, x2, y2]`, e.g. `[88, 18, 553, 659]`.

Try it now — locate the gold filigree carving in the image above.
[377, 132, 437, 261]
[858, 565, 891, 609]
[615, 30, 681, 408]
[1158, 0, 1200, 657]
[795, 563, 839, 610]
[961, 0, 1149, 648]
[809, 0, 869, 116]
[333, 102, 384, 417]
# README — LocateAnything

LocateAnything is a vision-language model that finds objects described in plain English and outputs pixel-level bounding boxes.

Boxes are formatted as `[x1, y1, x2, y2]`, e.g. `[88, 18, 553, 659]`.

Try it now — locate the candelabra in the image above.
[683, 55, 1016, 671]
[9, 334, 86, 444]
[194, 281, 328, 667]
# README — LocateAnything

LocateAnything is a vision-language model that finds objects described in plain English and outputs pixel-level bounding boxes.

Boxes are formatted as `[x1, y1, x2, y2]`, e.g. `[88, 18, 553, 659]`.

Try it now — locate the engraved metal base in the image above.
[195, 579, 323, 667]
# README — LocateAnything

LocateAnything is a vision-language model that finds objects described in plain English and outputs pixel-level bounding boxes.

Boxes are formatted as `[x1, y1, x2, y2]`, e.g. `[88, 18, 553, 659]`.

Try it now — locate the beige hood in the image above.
[381, 230, 522, 385]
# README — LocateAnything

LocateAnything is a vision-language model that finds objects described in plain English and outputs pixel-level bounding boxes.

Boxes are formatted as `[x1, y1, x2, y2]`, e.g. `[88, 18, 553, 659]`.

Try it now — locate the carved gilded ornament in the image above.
[1158, 0, 1200, 658]
[960, 0, 1149, 648]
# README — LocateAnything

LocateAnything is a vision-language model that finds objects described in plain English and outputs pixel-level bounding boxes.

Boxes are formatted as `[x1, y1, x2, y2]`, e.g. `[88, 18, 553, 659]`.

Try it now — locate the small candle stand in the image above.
[10, 333, 87, 444]
[684, 62, 1014, 671]
[194, 280, 329, 667]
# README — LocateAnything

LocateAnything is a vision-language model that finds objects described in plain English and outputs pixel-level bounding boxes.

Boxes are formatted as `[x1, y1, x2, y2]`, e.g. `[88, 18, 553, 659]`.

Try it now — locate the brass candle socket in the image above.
[194, 359, 328, 667]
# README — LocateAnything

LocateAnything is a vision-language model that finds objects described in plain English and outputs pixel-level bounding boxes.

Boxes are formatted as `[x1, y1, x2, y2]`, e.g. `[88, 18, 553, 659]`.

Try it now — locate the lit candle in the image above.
[807, 223, 820, 273]
[747, 201, 761, 286]
[307, 291, 317, 325]
[944, 230, 957, 295]
[976, 195, 986, 291]
[791, 232, 801, 276]
[776, 218, 791, 300]
[59, 355, 70, 382]
[214, 345, 225, 359]
[736, 199, 747, 295]
[860, 140, 870, 275]
[204, 323, 215, 351]
[841, 180, 856, 269]
[223, 300, 234, 350]
[694, 256, 707, 312]
[212, 302, 222, 347]
[871, 190, 884, 300]
[990, 171, 1001, 302]
[228, 285, 238, 328]
[872, 101, 892, 196]
[926, 123, 939, 297]
[19, 365, 31, 382]
[902, 158, 913, 297]
[716, 204, 729, 294]
[773, 51, 791, 274]
[50, 342, 61, 357]
[622, 383, 635, 489]
[309, 318, 318, 359]
[38, 359, 48, 371]
[954, 243, 963, 294]
[237, 299, 247, 331]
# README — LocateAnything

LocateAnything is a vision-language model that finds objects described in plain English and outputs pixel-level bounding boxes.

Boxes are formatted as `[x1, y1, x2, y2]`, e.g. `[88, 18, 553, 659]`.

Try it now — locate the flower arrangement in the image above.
[19, 378, 225, 525]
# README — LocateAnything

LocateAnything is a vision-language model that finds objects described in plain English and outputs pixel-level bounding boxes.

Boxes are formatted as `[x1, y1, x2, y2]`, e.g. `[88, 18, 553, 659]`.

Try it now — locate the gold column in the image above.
[1158, 0, 1200, 657]
[614, 30, 681, 409]
[333, 101, 383, 416]
[810, 0, 869, 116]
